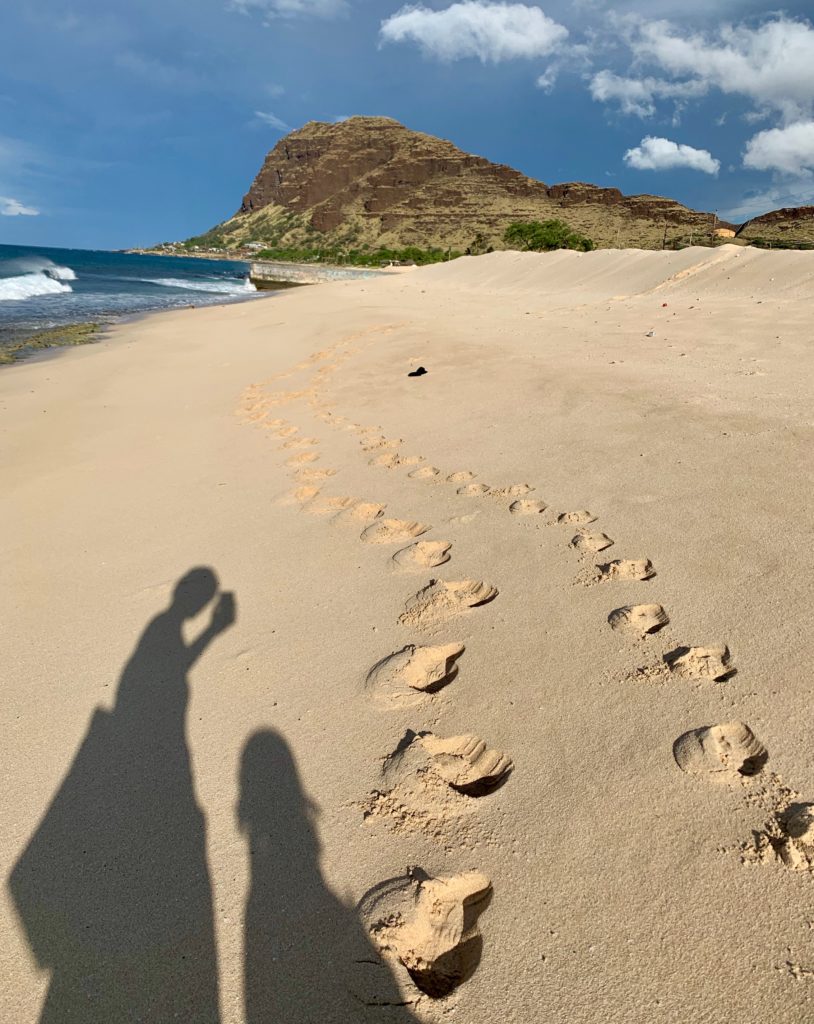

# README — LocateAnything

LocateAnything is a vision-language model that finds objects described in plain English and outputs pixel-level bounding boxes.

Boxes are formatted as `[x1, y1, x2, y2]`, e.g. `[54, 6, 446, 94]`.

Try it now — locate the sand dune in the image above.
[2, 246, 813, 1022]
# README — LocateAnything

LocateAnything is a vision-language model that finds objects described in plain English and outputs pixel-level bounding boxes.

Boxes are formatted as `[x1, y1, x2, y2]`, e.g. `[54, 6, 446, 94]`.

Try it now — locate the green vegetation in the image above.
[0, 322, 102, 365]
[253, 245, 463, 267]
[503, 219, 595, 253]
[747, 237, 814, 250]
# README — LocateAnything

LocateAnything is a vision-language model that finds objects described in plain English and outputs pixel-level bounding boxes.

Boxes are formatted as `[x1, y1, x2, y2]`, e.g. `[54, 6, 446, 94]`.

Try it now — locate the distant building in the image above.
[714, 228, 736, 238]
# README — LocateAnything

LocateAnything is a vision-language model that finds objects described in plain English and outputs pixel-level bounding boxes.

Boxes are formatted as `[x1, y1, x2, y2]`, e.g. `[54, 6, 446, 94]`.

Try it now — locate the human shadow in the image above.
[9, 567, 235, 1023]
[239, 730, 420, 1023]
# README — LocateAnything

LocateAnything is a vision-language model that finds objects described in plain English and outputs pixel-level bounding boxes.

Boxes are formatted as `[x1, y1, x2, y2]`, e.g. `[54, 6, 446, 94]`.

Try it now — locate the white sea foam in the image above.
[47, 264, 77, 281]
[145, 277, 256, 295]
[0, 272, 73, 302]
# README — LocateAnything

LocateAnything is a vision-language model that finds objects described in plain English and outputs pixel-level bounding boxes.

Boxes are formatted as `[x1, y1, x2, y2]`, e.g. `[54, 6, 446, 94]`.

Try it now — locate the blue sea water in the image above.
[0, 244, 265, 344]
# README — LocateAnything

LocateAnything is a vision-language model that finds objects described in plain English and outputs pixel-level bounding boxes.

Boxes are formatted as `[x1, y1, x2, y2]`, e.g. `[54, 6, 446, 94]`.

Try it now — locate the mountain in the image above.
[189, 117, 737, 252]
[737, 205, 814, 246]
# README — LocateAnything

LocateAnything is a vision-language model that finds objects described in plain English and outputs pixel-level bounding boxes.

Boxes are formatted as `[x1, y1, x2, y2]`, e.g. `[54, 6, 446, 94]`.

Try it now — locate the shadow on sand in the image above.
[9, 569, 419, 1023]
[239, 729, 420, 1022]
[9, 567, 234, 1023]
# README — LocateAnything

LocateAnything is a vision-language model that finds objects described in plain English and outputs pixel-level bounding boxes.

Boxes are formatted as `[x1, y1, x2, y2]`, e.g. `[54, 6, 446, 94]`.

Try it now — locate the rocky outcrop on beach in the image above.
[192, 116, 732, 251]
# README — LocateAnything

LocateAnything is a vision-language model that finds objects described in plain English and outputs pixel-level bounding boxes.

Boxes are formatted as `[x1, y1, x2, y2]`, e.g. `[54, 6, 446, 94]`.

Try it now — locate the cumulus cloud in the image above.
[254, 110, 292, 131]
[629, 16, 814, 124]
[232, 0, 347, 20]
[380, 2, 568, 63]
[0, 196, 39, 216]
[624, 136, 720, 174]
[589, 15, 814, 132]
[743, 121, 814, 177]
[589, 70, 707, 118]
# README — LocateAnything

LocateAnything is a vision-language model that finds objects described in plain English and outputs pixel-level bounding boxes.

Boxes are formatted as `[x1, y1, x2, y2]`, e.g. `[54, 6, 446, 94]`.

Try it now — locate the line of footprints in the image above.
[240, 337, 814, 1006]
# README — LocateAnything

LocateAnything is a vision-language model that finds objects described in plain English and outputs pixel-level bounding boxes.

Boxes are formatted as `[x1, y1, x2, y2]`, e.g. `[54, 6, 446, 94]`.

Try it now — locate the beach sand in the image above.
[2, 244, 813, 1022]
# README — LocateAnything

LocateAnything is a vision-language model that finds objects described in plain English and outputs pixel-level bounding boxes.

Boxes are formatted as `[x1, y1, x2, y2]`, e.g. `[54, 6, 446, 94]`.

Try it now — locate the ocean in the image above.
[0, 244, 266, 352]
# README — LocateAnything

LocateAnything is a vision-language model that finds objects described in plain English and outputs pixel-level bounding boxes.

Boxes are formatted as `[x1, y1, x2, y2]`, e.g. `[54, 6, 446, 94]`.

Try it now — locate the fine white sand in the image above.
[2, 244, 813, 1022]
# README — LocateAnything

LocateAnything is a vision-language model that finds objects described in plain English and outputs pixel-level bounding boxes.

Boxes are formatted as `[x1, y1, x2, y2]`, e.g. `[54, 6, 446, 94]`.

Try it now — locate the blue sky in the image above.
[2, 0, 813, 248]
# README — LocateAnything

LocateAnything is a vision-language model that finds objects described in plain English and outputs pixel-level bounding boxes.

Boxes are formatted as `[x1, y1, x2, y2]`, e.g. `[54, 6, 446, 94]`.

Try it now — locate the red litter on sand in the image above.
[662, 303, 668, 307]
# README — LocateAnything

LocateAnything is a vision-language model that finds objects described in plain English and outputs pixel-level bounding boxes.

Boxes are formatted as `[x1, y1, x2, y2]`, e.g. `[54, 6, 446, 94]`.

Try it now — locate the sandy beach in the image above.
[2, 244, 813, 1022]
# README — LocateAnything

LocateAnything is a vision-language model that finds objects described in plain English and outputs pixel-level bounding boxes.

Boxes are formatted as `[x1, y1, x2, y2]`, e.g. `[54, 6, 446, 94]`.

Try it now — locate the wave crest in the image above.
[0, 272, 73, 302]
[144, 277, 256, 295]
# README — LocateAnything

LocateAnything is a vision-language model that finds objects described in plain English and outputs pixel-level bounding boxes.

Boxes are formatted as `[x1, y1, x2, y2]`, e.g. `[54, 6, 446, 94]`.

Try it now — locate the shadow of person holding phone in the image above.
[9, 567, 235, 1024]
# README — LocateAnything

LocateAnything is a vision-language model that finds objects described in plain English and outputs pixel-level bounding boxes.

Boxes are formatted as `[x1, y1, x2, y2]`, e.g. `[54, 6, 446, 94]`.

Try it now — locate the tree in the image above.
[503, 219, 594, 253]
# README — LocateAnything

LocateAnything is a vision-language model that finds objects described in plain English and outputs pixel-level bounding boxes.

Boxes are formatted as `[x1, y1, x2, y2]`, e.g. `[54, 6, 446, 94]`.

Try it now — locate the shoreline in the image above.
[0, 288, 278, 367]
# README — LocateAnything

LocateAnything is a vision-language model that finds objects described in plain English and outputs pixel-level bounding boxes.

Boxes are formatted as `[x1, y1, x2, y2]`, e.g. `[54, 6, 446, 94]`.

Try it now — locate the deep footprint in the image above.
[665, 645, 733, 681]
[596, 558, 655, 582]
[360, 518, 431, 545]
[393, 540, 452, 569]
[366, 642, 465, 705]
[570, 530, 613, 553]
[359, 868, 492, 998]
[673, 721, 767, 776]
[399, 579, 498, 628]
[509, 499, 547, 515]
[608, 603, 669, 636]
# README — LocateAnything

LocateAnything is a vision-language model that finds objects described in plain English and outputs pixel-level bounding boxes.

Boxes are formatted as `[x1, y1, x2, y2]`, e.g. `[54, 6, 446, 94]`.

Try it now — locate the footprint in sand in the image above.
[275, 426, 299, 438]
[399, 579, 498, 628]
[369, 453, 400, 469]
[393, 540, 452, 569]
[290, 485, 321, 504]
[366, 642, 465, 705]
[285, 452, 319, 467]
[282, 436, 319, 449]
[295, 467, 336, 482]
[360, 518, 431, 545]
[665, 645, 734, 681]
[509, 499, 547, 515]
[343, 501, 387, 521]
[608, 603, 669, 636]
[447, 471, 476, 483]
[359, 868, 492, 998]
[748, 805, 814, 872]
[370, 453, 425, 469]
[673, 721, 767, 777]
[488, 484, 534, 499]
[304, 495, 358, 516]
[360, 730, 512, 834]
[408, 465, 440, 480]
[596, 558, 655, 582]
[457, 483, 491, 496]
[570, 530, 613, 553]
[419, 732, 513, 796]
[362, 437, 401, 452]
[557, 510, 596, 525]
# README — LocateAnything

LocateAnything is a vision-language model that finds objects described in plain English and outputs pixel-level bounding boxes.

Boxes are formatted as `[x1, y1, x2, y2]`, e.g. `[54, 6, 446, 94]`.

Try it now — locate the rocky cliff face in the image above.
[738, 205, 814, 244]
[196, 117, 732, 251]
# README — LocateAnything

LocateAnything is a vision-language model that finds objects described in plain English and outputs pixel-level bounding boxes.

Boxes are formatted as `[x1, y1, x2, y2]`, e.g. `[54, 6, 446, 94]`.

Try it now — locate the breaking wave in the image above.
[145, 276, 256, 295]
[0, 271, 73, 302]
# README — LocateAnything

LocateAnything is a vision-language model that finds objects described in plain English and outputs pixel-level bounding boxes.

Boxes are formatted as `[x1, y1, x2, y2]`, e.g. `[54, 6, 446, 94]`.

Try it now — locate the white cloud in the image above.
[624, 135, 720, 174]
[536, 66, 559, 92]
[380, 2, 568, 63]
[0, 195, 39, 216]
[743, 121, 814, 177]
[232, 0, 347, 20]
[254, 110, 292, 131]
[589, 69, 706, 117]
[629, 16, 814, 124]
